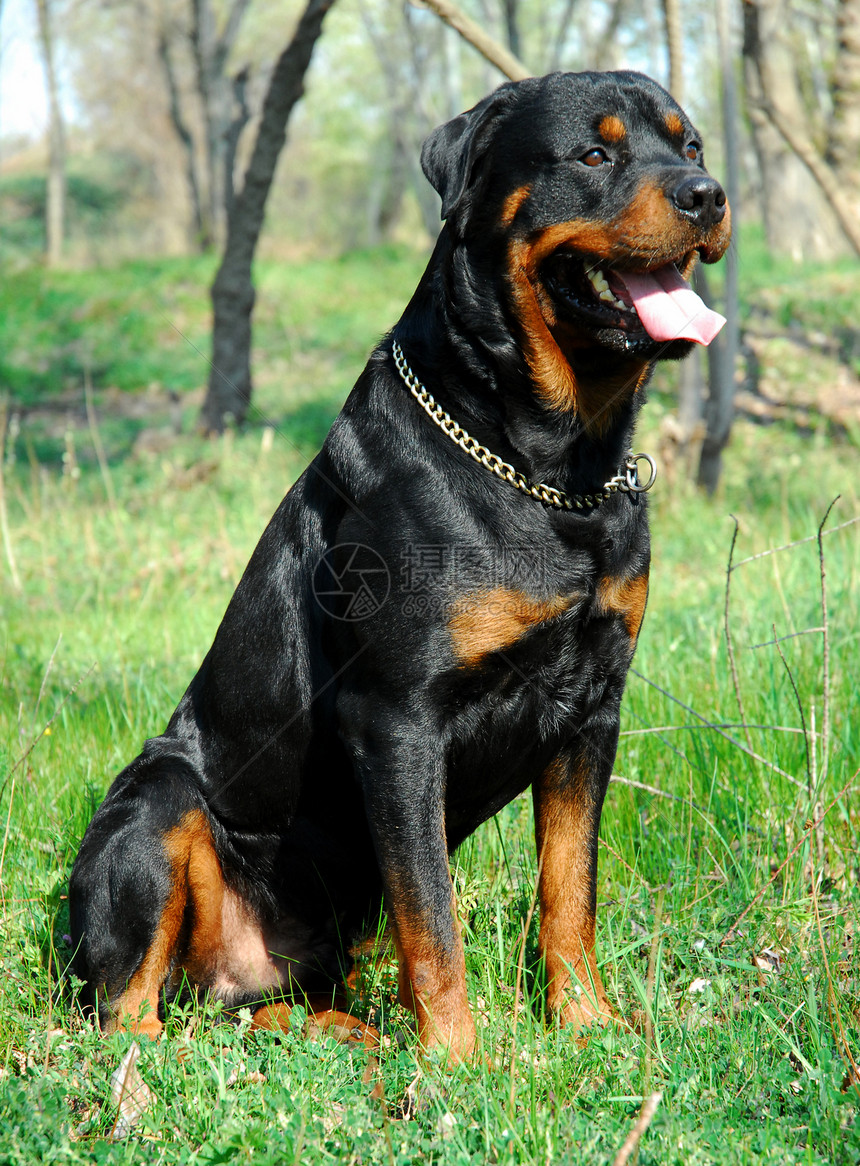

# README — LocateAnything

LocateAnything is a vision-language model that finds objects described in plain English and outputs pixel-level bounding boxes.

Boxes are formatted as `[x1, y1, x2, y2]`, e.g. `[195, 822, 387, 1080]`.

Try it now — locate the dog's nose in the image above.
[671, 175, 726, 228]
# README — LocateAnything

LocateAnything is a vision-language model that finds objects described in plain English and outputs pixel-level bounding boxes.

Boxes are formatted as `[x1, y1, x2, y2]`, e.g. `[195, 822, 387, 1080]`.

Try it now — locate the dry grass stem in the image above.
[613, 1090, 663, 1166]
[0, 404, 22, 593]
[724, 516, 752, 749]
[720, 773, 858, 947]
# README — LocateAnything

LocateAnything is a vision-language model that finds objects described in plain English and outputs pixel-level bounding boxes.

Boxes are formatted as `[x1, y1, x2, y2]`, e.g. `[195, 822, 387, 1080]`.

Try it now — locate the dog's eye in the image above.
[685, 141, 701, 162]
[580, 148, 610, 167]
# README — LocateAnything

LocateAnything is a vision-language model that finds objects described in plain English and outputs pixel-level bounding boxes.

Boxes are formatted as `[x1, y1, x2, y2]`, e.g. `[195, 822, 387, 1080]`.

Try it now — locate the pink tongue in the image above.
[616, 264, 726, 345]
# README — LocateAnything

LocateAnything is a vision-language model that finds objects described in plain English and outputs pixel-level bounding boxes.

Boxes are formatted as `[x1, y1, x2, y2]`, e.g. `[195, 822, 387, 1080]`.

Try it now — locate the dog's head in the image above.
[421, 71, 731, 429]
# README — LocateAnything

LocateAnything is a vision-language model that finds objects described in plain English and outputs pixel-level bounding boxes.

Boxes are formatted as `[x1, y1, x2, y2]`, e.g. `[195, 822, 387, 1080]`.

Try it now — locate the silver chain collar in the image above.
[392, 339, 656, 512]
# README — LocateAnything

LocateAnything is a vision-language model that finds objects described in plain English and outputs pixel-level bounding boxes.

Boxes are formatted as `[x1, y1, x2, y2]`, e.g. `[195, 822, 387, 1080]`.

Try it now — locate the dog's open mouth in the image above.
[543, 252, 725, 349]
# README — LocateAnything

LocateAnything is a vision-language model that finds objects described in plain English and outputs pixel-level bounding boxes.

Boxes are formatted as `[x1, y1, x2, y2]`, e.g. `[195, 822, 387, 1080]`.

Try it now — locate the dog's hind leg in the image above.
[69, 759, 223, 1038]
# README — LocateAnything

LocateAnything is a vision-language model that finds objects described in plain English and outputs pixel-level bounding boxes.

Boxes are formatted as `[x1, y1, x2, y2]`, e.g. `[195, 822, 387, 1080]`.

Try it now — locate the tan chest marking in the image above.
[449, 587, 573, 666]
[595, 572, 649, 641]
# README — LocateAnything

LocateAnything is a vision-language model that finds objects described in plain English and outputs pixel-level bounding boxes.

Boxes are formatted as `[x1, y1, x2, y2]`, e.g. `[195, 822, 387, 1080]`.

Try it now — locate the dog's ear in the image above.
[421, 85, 519, 221]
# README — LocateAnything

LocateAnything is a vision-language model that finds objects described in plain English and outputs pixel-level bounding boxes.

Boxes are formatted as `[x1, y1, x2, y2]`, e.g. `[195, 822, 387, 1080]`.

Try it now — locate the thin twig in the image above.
[620, 723, 816, 737]
[772, 623, 812, 795]
[613, 1091, 663, 1166]
[610, 774, 706, 815]
[684, 874, 728, 913]
[0, 775, 16, 897]
[43, 942, 54, 1076]
[630, 670, 805, 789]
[809, 698, 818, 790]
[750, 627, 824, 650]
[719, 773, 857, 947]
[810, 859, 860, 1102]
[730, 515, 860, 570]
[33, 635, 62, 736]
[816, 499, 837, 798]
[0, 403, 22, 594]
[626, 707, 703, 779]
[724, 516, 752, 749]
[0, 664, 98, 802]
[598, 837, 651, 891]
[508, 847, 542, 1117]
[642, 885, 666, 1099]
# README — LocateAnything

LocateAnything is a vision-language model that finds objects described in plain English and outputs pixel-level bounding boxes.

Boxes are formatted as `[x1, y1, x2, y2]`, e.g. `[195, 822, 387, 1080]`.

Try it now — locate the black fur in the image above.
[69, 70, 729, 1054]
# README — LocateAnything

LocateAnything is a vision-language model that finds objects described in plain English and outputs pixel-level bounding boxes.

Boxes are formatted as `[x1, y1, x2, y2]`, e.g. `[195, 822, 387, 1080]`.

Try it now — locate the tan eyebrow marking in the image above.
[598, 115, 626, 143]
[665, 112, 684, 137]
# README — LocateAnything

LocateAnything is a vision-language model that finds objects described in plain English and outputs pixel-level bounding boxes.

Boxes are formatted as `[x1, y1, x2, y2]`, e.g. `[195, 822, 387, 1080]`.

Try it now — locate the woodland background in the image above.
[2, 0, 860, 477]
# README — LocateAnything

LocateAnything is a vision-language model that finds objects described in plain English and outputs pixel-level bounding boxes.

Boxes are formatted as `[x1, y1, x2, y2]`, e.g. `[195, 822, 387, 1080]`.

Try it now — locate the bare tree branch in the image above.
[223, 66, 250, 220]
[547, 0, 577, 72]
[157, 28, 206, 247]
[409, 0, 530, 81]
[217, 0, 253, 69]
[756, 95, 860, 256]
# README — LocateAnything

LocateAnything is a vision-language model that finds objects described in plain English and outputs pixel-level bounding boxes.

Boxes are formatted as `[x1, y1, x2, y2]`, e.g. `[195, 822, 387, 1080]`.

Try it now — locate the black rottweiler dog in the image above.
[70, 70, 730, 1060]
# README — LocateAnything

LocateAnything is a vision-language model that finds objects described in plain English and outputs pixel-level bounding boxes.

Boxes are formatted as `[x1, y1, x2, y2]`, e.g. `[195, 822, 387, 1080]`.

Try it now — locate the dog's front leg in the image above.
[532, 744, 617, 1032]
[359, 737, 476, 1062]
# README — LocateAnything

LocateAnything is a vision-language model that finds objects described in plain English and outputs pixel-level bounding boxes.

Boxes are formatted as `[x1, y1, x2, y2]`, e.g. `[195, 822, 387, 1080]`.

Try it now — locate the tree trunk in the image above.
[0, 0, 6, 152]
[589, 0, 630, 72]
[358, 1, 448, 241]
[199, 0, 338, 433]
[675, 268, 705, 462]
[223, 66, 251, 224]
[501, 0, 521, 62]
[660, 0, 682, 98]
[698, 0, 740, 494]
[189, 0, 252, 250]
[374, 123, 408, 242]
[157, 28, 207, 249]
[827, 0, 860, 219]
[35, 0, 66, 268]
[742, 0, 852, 260]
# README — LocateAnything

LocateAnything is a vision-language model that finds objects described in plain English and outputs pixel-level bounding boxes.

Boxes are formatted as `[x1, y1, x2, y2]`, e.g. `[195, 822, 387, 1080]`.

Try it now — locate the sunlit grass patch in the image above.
[0, 246, 858, 1163]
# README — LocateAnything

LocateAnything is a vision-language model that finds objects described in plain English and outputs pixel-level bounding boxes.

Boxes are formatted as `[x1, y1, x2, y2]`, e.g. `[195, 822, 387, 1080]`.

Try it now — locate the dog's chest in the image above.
[431, 525, 647, 825]
[442, 568, 641, 721]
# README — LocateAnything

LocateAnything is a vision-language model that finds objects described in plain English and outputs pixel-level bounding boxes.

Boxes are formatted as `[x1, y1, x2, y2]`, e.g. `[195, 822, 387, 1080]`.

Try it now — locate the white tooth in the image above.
[599, 289, 615, 302]
[587, 267, 607, 290]
[614, 297, 629, 310]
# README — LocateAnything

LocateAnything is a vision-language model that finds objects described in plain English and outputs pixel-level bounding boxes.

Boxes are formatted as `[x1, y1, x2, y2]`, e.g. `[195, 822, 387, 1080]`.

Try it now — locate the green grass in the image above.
[0, 243, 858, 1163]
